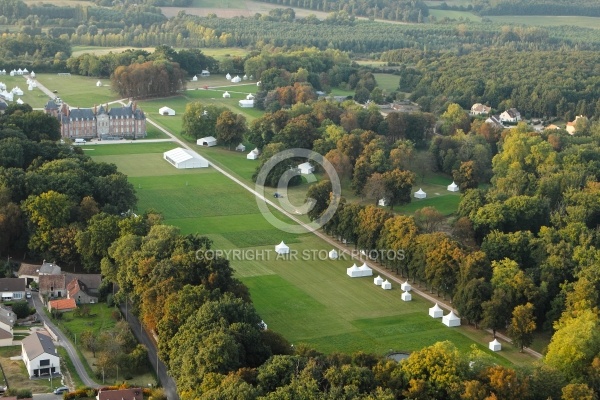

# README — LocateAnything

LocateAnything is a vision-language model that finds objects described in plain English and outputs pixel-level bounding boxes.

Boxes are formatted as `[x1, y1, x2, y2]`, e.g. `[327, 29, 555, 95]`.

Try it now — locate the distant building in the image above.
[485, 115, 504, 129]
[566, 115, 587, 135]
[97, 388, 143, 400]
[470, 103, 491, 116]
[499, 108, 521, 124]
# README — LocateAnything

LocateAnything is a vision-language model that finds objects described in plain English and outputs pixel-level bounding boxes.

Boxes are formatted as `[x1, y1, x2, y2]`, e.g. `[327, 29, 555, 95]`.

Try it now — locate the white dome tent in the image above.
[346, 264, 361, 277]
[489, 339, 501, 352]
[401, 291, 412, 301]
[414, 188, 426, 199]
[223, 91, 231, 98]
[378, 198, 387, 206]
[275, 241, 290, 255]
[401, 281, 412, 292]
[381, 280, 392, 290]
[442, 311, 461, 327]
[231, 76, 241, 83]
[328, 249, 338, 259]
[447, 181, 459, 192]
[373, 275, 383, 286]
[192, 75, 198, 81]
[16, 98, 23, 105]
[429, 303, 444, 318]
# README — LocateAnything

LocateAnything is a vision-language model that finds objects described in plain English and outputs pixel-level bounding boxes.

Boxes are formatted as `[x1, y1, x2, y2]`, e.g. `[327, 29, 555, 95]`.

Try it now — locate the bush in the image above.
[106, 293, 114, 307]
[11, 301, 31, 319]
[111, 310, 121, 321]
[6, 388, 33, 398]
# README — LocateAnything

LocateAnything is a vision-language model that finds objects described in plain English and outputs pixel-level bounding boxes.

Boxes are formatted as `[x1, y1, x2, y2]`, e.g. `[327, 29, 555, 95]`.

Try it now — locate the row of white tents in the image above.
[1, 68, 32, 76]
[347, 263, 373, 277]
[379, 182, 460, 205]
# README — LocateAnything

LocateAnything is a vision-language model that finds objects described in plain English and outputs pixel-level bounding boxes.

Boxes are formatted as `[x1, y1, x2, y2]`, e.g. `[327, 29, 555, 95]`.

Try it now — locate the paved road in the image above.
[119, 302, 179, 400]
[31, 295, 99, 388]
[145, 117, 543, 360]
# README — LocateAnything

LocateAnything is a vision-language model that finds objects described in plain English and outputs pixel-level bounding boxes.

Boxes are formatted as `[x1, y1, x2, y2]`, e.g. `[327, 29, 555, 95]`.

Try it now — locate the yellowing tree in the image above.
[507, 302, 536, 352]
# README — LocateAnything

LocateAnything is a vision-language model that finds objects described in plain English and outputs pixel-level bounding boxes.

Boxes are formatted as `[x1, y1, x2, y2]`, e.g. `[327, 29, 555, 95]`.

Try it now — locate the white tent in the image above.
[401, 291, 412, 301]
[226, 73, 232, 80]
[32, 82, 37, 88]
[358, 263, 373, 277]
[22, 68, 28, 73]
[243, 74, 248, 80]
[257, 81, 261, 86]
[378, 198, 387, 206]
[28, 84, 33, 91]
[159, 106, 175, 116]
[401, 281, 412, 292]
[381, 280, 392, 290]
[223, 91, 231, 98]
[17, 68, 22, 75]
[2, 91, 13, 101]
[0, 83, 5, 90]
[442, 311, 461, 327]
[9, 70, 15, 76]
[374, 275, 383, 286]
[201, 70, 210, 77]
[260, 320, 267, 330]
[12, 87, 23, 96]
[16, 98, 23, 105]
[231, 76, 241, 83]
[235, 143, 246, 152]
[414, 188, 426, 199]
[447, 181, 459, 192]
[96, 80, 102, 87]
[298, 162, 314, 175]
[247, 148, 260, 160]
[163, 148, 209, 169]
[192, 75, 198, 81]
[239, 99, 254, 108]
[489, 339, 501, 351]
[346, 264, 361, 277]
[30, 71, 35, 78]
[246, 93, 255, 100]
[328, 249, 338, 260]
[197, 136, 217, 147]
[429, 303, 444, 318]
[275, 241, 290, 255]
[26, 78, 31, 85]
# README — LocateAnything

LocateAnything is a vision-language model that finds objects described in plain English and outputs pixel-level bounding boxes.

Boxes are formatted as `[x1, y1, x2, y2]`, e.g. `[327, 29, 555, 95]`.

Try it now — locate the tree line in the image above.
[473, 0, 600, 17]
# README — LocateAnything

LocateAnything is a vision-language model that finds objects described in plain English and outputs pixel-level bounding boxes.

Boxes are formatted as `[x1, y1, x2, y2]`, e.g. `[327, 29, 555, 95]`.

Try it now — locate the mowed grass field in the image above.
[86, 142, 533, 366]
[34, 73, 119, 106]
[0, 75, 51, 108]
[374, 73, 399, 92]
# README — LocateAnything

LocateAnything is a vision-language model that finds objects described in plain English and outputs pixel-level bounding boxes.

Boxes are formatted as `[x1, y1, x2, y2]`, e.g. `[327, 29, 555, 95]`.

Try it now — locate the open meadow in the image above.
[86, 142, 535, 366]
[0, 75, 50, 108]
[34, 74, 120, 106]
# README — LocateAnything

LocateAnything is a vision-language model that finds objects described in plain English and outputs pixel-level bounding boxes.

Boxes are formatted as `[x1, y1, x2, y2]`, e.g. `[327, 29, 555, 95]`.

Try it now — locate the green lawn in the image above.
[0, 75, 50, 108]
[34, 74, 120, 106]
[56, 303, 119, 338]
[428, 9, 482, 21]
[190, 0, 246, 7]
[374, 73, 399, 92]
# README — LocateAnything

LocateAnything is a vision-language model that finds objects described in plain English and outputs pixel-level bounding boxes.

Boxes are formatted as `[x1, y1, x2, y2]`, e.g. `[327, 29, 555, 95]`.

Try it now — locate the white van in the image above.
[75, 138, 86, 144]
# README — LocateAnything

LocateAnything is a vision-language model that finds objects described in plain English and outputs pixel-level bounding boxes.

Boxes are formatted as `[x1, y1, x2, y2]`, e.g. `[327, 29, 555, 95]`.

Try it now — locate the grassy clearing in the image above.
[0, 345, 53, 393]
[0, 75, 50, 108]
[428, 9, 482, 21]
[374, 73, 399, 92]
[34, 74, 119, 106]
[56, 303, 119, 340]
[190, 0, 246, 8]
[487, 15, 600, 29]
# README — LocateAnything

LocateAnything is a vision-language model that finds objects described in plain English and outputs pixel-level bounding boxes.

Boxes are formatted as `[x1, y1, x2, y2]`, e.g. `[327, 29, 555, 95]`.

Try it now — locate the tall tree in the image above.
[507, 302, 536, 352]
[216, 111, 247, 150]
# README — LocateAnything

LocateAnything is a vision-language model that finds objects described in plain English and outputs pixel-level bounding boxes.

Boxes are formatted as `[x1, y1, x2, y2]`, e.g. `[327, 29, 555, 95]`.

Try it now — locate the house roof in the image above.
[97, 388, 143, 400]
[298, 162, 313, 170]
[502, 108, 520, 118]
[67, 279, 83, 298]
[0, 100, 7, 110]
[64, 273, 101, 291]
[18, 263, 40, 277]
[0, 305, 16, 327]
[471, 103, 491, 113]
[44, 100, 59, 110]
[0, 327, 12, 340]
[22, 331, 56, 360]
[39, 261, 61, 275]
[39, 275, 66, 292]
[48, 298, 77, 311]
[0, 278, 25, 292]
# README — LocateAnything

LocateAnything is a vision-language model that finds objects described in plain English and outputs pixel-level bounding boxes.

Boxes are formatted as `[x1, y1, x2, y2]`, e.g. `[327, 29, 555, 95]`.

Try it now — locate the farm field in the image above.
[373, 73, 399, 93]
[0, 75, 50, 108]
[428, 9, 482, 21]
[34, 74, 119, 106]
[87, 143, 533, 366]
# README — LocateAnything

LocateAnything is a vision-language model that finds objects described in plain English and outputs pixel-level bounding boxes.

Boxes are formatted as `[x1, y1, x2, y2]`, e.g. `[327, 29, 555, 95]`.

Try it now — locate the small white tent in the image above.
[159, 106, 175, 116]
[246, 93, 255, 100]
[231, 76, 241, 83]
[247, 148, 259, 160]
[243, 74, 248, 80]
[401, 291, 412, 301]
[381, 280, 392, 290]
[16, 98, 23, 105]
[223, 91, 231, 98]
[298, 162, 314, 175]
[257, 81, 262, 86]
[378, 198, 387, 206]
[12, 87, 23, 96]
[260, 320, 267, 330]
[197, 136, 217, 147]
[328, 249, 338, 260]
[28, 84, 33, 91]
[414, 188, 426, 199]
[226, 73, 232, 80]
[192, 75, 198, 81]
[163, 148, 209, 169]
[235, 143, 246, 152]
[401, 281, 412, 292]
[275, 241, 290, 255]
[358, 263, 373, 277]
[22, 68, 28, 73]
[489, 339, 501, 351]
[96, 80, 102, 87]
[429, 303, 444, 318]
[347, 264, 361, 277]
[447, 181, 459, 192]
[442, 311, 461, 327]
[374, 276, 383, 286]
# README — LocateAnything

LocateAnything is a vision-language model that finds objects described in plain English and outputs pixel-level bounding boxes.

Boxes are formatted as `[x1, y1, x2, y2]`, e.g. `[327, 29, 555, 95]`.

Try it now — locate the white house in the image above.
[381, 280, 392, 290]
[429, 303, 444, 318]
[22, 332, 60, 378]
[197, 136, 217, 147]
[298, 162, 314, 175]
[159, 106, 175, 116]
[275, 241, 290, 255]
[163, 148, 209, 169]
[235, 143, 246, 152]
[401, 291, 412, 301]
[201, 70, 210, 77]
[191, 75, 198, 82]
[414, 188, 426, 199]
[442, 311, 461, 327]
[0, 305, 16, 346]
[247, 148, 260, 160]
[374, 275, 383, 286]
[0, 278, 26, 301]
[499, 108, 521, 124]
[223, 91, 231, 98]
[239, 99, 254, 108]
[470, 103, 491, 116]
[447, 182, 459, 192]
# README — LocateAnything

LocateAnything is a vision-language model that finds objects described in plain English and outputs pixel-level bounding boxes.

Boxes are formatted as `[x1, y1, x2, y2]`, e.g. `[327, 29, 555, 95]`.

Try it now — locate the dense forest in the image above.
[472, 0, 600, 17]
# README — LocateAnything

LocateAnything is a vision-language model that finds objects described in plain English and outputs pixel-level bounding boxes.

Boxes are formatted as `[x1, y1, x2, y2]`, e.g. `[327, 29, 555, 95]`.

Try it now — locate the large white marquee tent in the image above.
[197, 136, 217, 147]
[163, 148, 209, 169]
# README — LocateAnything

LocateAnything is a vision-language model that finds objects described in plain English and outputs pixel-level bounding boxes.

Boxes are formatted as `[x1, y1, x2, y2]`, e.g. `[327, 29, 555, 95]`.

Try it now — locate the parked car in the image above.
[26, 292, 31, 299]
[54, 386, 69, 394]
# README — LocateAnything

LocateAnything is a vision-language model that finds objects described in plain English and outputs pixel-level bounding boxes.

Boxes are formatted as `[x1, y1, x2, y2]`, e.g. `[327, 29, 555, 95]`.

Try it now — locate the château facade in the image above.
[45, 100, 146, 140]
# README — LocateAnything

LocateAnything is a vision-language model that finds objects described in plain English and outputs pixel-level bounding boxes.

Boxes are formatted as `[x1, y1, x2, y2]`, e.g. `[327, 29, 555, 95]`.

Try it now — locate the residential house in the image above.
[64, 274, 102, 297]
[48, 298, 77, 313]
[0, 278, 26, 302]
[499, 108, 521, 124]
[566, 115, 587, 135]
[485, 115, 504, 129]
[470, 103, 491, 116]
[67, 279, 98, 304]
[0, 305, 16, 346]
[21, 331, 60, 378]
[39, 275, 66, 300]
[18, 261, 61, 287]
[97, 388, 143, 400]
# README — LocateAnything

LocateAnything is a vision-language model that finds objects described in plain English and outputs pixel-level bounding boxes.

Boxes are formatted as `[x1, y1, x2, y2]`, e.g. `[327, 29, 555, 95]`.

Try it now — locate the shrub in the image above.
[11, 301, 31, 319]
[106, 294, 114, 307]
